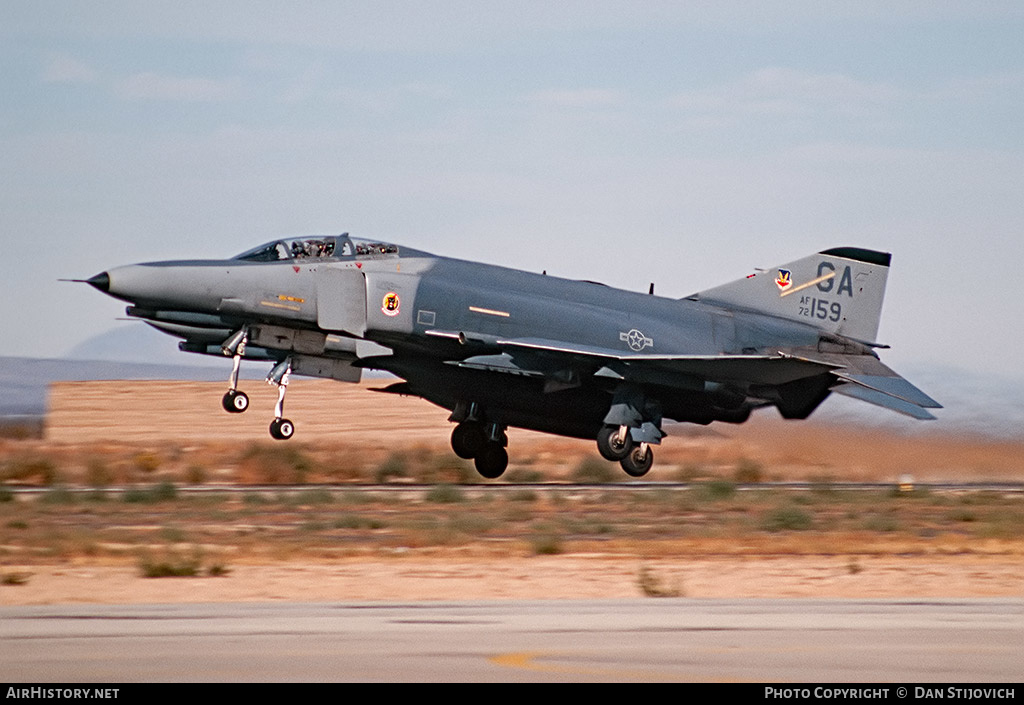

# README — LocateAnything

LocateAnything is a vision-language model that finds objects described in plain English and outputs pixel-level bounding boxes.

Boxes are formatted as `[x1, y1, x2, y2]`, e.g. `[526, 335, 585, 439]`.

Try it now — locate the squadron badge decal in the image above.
[382, 291, 401, 316]
[776, 269, 792, 291]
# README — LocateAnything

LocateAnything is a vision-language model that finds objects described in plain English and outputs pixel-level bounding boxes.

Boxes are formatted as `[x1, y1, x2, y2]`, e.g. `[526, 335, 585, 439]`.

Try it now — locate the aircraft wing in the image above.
[481, 336, 940, 420]
[494, 337, 840, 386]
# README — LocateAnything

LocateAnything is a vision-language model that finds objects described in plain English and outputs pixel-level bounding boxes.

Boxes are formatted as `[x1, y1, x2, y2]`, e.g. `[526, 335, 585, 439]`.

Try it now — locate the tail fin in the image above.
[692, 247, 891, 344]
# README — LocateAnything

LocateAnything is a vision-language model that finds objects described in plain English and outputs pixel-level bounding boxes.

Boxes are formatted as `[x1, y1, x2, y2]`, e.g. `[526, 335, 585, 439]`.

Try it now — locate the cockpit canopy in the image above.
[233, 234, 400, 262]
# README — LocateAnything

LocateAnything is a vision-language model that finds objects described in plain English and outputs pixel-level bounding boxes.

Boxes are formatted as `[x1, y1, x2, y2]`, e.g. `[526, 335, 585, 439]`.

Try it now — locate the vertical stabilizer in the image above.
[693, 247, 891, 343]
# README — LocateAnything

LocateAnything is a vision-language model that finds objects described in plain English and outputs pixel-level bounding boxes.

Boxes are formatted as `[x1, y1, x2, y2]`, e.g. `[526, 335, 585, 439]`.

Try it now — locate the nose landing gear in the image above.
[266, 358, 294, 441]
[221, 330, 250, 414]
[217, 328, 296, 440]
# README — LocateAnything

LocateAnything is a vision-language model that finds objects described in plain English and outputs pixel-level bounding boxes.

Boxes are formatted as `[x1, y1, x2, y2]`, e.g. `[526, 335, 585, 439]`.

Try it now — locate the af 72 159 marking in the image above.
[798, 296, 842, 322]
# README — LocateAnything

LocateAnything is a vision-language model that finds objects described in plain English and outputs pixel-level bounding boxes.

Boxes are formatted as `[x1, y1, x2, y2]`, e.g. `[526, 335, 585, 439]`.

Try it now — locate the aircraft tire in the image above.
[451, 423, 487, 459]
[596, 425, 633, 461]
[269, 418, 295, 441]
[474, 443, 508, 479]
[222, 390, 249, 414]
[620, 446, 653, 477]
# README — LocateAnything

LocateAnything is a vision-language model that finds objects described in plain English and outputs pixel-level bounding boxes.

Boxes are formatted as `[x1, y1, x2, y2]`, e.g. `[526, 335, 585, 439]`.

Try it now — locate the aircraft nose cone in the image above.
[87, 272, 111, 293]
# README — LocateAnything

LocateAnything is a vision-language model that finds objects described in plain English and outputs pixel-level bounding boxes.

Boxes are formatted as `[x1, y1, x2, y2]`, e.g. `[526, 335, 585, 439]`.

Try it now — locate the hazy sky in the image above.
[2, 1, 1023, 382]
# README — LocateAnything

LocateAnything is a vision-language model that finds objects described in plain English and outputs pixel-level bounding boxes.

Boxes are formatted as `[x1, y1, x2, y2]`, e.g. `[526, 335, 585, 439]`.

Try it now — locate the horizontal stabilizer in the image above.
[832, 372, 941, 408]
[832, 382, 937, 420]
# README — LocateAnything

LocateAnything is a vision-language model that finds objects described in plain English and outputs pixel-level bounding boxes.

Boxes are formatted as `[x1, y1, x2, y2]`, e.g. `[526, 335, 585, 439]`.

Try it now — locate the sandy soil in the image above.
[3, 555, 1022, 605]
[44, 380, 1024, 483]
[3, 380, 1018, 605]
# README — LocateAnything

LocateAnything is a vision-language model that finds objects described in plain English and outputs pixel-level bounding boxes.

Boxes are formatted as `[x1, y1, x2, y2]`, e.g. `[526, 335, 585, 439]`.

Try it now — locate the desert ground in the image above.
[40, 379, 1024, 483]
[0, 380, 1021, 604]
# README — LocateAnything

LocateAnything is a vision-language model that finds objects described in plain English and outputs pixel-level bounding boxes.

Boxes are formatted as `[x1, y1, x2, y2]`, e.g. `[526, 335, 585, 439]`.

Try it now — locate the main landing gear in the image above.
[448, 415, 657, 480]
[596, 424, 655, 477]
[451, 421, 508, 479]
[595, 384, 664, 478]
[218, 329, 295, 441]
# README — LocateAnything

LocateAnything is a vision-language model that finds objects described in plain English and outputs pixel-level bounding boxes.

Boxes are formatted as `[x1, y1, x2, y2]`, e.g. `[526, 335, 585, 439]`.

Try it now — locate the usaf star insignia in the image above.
[620, 328, 653, 352]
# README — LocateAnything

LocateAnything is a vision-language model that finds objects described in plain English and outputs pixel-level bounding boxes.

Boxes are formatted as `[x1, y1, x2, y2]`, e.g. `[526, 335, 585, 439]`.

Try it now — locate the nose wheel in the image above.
[269, 417, 295, 440]
[222, 390, 249, 413]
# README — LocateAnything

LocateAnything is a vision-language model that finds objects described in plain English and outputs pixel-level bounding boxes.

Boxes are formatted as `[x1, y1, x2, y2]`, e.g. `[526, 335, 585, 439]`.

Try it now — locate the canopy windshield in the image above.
[233, 234, 399, 262]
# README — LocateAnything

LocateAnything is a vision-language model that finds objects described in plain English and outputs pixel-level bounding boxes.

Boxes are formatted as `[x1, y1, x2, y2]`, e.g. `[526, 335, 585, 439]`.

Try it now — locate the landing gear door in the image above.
[316, 267, 367, 336]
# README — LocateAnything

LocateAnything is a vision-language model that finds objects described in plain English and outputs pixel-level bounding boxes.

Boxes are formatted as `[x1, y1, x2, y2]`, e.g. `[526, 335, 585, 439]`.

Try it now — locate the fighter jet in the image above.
[83, 234, 940, 479]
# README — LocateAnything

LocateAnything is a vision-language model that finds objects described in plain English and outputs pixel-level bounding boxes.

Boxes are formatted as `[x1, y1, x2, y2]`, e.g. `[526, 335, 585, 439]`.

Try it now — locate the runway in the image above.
[3, 599, 1021, 682]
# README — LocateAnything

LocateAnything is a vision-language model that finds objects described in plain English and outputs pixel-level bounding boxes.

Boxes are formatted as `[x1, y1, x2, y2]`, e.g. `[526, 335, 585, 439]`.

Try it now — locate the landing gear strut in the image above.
[221, 330, 250, 414]
[266, 358, 294, 441]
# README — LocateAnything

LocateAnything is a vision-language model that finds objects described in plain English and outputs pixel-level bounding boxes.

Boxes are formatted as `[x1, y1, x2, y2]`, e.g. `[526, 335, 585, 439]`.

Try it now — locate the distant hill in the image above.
[1, 356, 244, 417]
[5, 325, 245, 417]
[66, 323, 217, 367]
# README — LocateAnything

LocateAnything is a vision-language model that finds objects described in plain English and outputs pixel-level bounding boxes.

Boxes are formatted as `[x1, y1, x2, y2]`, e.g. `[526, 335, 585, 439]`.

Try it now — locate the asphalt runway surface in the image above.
[3, 599, 1021, 682]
